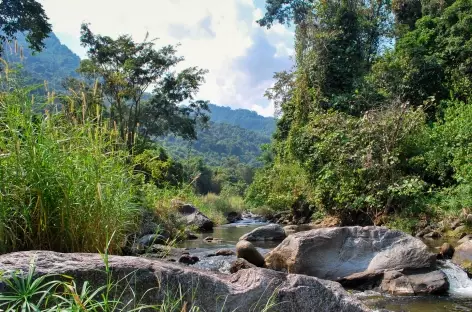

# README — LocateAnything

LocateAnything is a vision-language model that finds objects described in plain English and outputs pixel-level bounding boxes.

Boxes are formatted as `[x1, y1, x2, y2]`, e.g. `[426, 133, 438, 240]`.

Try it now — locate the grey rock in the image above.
[415, 226, 432, 238]
[467, 214, 472, 224]
[380, 270, 448, 295]
[453, 225, 468, 238]
[138, 234, 167, 247]
[337, 271, 385, 291]
[236, 240, 265, 267]
[173, 201, 214, 232]
[230, 258, 256, 274]
[265, 226, 436, 280]
[0, 251, 371, 312]
[239, 224, 286, 241]
[216, 249, 235, 256]
[457, 234, 472, 245]
[451, 219, 463, 230]
[226, 211, 242, 223]
[178, 255, 199, 265]
[453, 240, 472, 268]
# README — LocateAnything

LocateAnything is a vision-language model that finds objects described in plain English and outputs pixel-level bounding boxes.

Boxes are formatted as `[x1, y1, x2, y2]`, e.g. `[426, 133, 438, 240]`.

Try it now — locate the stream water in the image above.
[177, 219, 472, 311]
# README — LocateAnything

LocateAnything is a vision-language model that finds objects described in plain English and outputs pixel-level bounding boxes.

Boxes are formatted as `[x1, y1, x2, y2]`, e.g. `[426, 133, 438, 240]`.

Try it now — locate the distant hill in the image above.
[158, 121, 272, 167]
[157, 104, 276, 167]
[2, 32, 80, 89]
[208, 104, 276, 136]
[2, 32, 276, 166]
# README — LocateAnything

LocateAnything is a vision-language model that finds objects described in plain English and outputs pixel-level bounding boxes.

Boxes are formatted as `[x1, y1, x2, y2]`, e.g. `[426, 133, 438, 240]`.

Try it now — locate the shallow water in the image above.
[365, 295, 472, 312]
[177, 218, 280, 250]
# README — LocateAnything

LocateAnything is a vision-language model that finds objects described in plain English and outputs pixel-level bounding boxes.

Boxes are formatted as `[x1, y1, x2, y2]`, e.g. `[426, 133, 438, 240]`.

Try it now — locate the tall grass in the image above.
[0, 87, 139, 253]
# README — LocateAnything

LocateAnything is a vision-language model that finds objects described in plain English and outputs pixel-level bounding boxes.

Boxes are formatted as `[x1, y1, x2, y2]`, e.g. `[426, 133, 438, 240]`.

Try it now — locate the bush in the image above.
[0, 88, 139, 253]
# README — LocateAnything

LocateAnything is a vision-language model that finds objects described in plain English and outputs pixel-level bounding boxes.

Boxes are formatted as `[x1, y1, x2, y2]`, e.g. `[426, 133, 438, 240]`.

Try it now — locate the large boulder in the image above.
[0, 251, 371, 312]
[174, 201, 214, 232]
[239, 224, 286, 241]
[236, 240, 265, 267]
[265, 226, 436, 280]
[452, 240, 472, 269]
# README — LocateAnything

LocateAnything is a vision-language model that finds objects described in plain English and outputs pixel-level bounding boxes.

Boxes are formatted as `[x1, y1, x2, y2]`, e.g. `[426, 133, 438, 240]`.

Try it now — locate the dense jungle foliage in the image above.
[247, 0, 472, 230]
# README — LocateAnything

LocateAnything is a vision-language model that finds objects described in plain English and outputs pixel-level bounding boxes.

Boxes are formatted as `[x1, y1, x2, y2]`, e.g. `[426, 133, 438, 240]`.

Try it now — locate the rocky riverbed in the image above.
[2, 214, 472, 311]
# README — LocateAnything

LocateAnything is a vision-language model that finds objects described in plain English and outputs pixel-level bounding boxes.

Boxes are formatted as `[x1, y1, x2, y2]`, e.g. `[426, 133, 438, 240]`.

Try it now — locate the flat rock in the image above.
[380, 270, 448, 295]
[0, 251, 371, 312]
[239, 224, 286, 241]
[264, 226, 436, 280]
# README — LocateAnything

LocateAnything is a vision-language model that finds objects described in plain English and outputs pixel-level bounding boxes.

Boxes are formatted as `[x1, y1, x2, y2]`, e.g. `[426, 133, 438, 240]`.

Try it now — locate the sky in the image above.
[38, 0, 295, 117]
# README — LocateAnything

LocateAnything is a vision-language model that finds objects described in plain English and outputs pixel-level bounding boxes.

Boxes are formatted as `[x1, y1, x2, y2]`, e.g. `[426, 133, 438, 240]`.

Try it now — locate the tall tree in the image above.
[79, 24, 209, 148]
[0, 0, 52, 56]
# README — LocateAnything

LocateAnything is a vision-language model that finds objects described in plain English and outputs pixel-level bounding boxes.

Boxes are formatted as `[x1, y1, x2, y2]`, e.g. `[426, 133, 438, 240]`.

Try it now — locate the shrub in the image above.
[0, 88, 138, 253]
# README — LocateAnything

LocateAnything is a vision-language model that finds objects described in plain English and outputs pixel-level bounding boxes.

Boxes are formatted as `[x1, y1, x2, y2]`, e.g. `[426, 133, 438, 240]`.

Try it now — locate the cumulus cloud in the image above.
[39, 0, 294, 116]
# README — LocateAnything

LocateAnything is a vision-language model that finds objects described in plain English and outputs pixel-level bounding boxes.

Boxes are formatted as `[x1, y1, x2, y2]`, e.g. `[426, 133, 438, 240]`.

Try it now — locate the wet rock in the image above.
[203, 236, 223, 243]
[0, 251, 372, 312]
[236, 240, 265, 267]
[423, 231, 441, 239]
[185, 230, 198, 240]
[380, 270, 449, 295]
[178, 255, 199, 265]
[439, 243, 455, 259]
[337, 271, 385, 291]
[230, 258, 256, 274]
[265, 226, 436, 280]
[458, 234, 472, 245]
[216, 249, 235, 256]
[239, 224, 286, 241]
[226, 211, 242, 223]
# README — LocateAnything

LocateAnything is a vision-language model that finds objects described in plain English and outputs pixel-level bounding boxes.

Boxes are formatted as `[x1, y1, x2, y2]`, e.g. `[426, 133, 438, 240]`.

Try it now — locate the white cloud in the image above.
[39, 0, 293, 117]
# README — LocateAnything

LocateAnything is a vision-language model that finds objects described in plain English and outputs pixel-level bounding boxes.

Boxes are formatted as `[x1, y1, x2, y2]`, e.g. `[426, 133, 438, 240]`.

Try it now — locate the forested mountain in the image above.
[158, 121, 271, 167]
[2, 32, 80, 89]
[207, 104, 276, 136]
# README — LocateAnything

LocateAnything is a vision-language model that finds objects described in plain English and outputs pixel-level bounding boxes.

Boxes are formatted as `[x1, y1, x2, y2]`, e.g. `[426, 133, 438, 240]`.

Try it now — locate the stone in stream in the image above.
[226, 211, 242, 223]
[457, 234, 472, 245]
[172, 200, 214, 232]
[264, 226, 436, 280]
[380, 270, 449, 295]
[230, 258, 256, 273]
[452, 240, 472, 271]
[178, 254, 199, 265]
[439, 243, 455, 259]
[235, 240, 265, 267]
[0, 251, 372, 312]
[239, 224, 286, 241]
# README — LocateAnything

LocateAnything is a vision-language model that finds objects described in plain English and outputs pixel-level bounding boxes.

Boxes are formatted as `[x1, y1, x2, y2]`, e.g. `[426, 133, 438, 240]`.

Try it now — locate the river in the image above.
[177, 218, 472, 312]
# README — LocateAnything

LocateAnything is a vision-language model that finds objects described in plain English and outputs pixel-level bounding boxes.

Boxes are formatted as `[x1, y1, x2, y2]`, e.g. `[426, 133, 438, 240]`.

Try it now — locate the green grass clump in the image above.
[0, 88, 139, 254]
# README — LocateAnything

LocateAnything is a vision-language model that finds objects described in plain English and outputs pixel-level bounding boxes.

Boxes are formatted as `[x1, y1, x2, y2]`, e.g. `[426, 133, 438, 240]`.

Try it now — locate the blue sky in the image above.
[39, 0, 295, 116]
